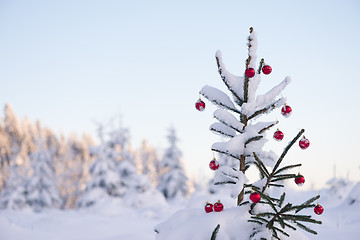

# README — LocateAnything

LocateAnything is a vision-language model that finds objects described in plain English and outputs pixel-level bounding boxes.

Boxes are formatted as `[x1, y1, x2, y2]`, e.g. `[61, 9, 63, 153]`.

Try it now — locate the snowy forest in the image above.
[1, 98, 360, 240]
[0, 103, 192, 211]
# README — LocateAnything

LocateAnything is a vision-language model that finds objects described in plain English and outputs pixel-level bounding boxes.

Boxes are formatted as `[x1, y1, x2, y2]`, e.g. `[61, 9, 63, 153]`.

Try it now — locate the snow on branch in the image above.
[241, 77, 290, 118]
[214, 166, 248, 198]
[211, 128, 262, 160]
[255, 77, 291, 110]
[248, 29, 258, 68]
[210, 122, 236, 138]
[213, 109, 244, 133]
[215, 50, 245, 105]
[248, 97, 287, 120]
[253, 121, 279, 134]
[200, 85, 241, 114]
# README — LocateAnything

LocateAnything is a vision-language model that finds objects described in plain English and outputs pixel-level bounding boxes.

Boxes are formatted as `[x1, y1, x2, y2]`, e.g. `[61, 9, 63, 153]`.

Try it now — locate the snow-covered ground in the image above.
[1, 184, 360, 240]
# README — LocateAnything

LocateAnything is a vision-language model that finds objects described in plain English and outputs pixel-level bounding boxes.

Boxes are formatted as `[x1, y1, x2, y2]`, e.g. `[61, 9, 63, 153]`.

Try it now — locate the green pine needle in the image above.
[210, 224, 220, 240]
[296, 222, 318, 235]
[278, 193, 286, 207]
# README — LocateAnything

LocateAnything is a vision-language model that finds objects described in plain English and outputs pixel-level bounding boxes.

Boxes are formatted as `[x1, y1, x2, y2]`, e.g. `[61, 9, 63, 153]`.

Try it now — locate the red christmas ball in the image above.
[262, 65, 272, 75]
[299, 137, 310, 150]
[205, 202, 213, 213]
[250, 192, 261, 203]
[281, 105, 292, 117]
[273, 130, 284, 141]
[209, 159, 219, 170]
[314, 204, 324, 215]
[295, 174, 305, 186]
[195, 99, 205, 111]
[214, 201, 224, 212]
[245, 68, 255, 78]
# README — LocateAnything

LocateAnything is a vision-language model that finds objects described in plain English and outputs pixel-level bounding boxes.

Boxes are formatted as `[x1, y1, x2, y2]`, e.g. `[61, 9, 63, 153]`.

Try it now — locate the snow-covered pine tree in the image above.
[0, 163, 29, 210]
[137, 139, 160, 186]
[77, 125, 124, 207]
[78, 122, 166, 209]
[110, 125, 166, 208]
[58, 133, 93, 208]
[155, 28, 322, 240]
[157, 127, 190, 200]
[0, 104, 28, 202]
[26, 138, 62, 211]
[3, 103, 22, 164]
[0, 117, 9, 190]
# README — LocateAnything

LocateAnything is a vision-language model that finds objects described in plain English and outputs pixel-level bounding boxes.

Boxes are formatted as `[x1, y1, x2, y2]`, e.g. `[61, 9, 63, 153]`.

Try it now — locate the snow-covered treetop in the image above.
[161, 127, 182, 169]
[200, 28, 290, 120]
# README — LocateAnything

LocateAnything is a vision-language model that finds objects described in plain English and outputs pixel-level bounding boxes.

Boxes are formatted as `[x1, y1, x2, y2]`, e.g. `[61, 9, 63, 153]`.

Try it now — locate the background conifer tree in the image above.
[157, 127, 190, 200]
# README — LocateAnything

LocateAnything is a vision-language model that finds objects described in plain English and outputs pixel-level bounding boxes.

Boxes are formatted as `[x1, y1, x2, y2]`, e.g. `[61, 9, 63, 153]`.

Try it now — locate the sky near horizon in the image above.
[1, 0, 360, 189]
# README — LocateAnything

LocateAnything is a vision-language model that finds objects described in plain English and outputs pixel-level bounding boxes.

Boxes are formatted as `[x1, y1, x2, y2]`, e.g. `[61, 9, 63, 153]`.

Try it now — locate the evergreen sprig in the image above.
[210, 224, 220, 240]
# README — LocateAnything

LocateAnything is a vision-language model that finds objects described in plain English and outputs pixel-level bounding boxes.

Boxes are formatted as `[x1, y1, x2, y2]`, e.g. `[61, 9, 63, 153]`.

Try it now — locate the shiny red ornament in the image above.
[205, 202, 213, 213]
[250, 192, 261, 203]
[295, 174, 305, 186]
[273, 129, 284, 141]
[262, 65, 272, 75]
[214, 201, 224, 212]
[314, 204, 324, 215]
[299, 136, 310, 150]
[281, 105, 292, 117]
[245, 68, 255, 78]
[209, 158, 219, 170]
[195, 99, 205, 111]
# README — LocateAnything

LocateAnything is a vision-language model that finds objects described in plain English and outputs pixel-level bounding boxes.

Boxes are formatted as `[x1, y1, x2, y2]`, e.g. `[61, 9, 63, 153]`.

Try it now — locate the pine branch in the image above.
[256, 212, 277, 218]
[200, 86, 241, 114]
[257, 59, 265, 74]
[216, 56, 244, 106]
[243, 27, 253, 103]
[279, 203, 293, 213]
[295, 222, 318, 235]
[273, 174, 297, 179]
[278, 193, 286, 208]
[258, 192, 278, 213]
[294, 195, 320, 213]
[219, 169, 239, 180]
[276, 216, 285, 229]
[250, 216, 269, 223]
[250, 131, 304, 212]
[248, 220, 264, 225]
[270, 174, 297, 183]
[254, 162, 265, 179]
[248, 98, 285, 120]
[272, 129, 305, 173]
[201, 94, 241, 114]
[274, 164, 302, 175]
[282, 214, 322, 224]
[245, 135, 263, 146]
[213, 110, 244, 133]
[211, 224, 220, 240]
[272, 226, 290, 237]
[255, 163, 265, 179]
[239, 200, 250, 206]
[211, 148, 240, 160]
[214, 181, 236, 185]
[268, 183, 284, 188]
[283, 222, 297, 231]
[210, 126, 236, 138]
[253, 152, 270, 178]
[258, 121, 278, 134]
[244, 75, 250, 103]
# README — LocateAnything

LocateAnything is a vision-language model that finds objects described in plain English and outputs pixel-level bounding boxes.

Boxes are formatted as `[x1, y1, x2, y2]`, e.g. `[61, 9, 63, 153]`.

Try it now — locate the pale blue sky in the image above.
[1, 0, 359, 188]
